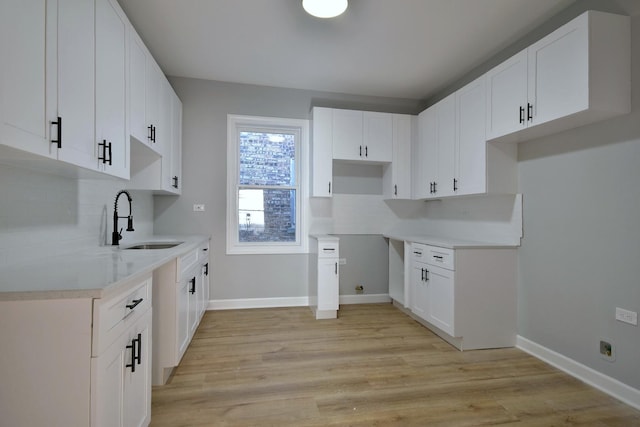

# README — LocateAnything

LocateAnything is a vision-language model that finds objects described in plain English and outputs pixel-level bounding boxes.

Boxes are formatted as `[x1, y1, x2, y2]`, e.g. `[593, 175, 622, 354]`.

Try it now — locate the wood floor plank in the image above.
[150, 304, 640, 426]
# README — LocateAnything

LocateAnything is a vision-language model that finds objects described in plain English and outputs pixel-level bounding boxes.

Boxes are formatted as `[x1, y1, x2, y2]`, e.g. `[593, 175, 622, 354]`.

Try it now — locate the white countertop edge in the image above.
[0, 235, 210, 301]
[309, 234, 340, 241]
[382, 233, 519, 249]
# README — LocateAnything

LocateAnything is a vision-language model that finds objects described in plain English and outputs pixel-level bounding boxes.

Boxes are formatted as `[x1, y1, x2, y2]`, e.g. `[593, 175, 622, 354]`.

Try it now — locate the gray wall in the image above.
[153, 78, 420, 300]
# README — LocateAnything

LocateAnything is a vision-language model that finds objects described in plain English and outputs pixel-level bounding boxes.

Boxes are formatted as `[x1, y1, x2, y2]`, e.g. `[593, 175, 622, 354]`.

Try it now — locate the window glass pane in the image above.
[238, 189, 296, 242]
[239, 131, 296, 186]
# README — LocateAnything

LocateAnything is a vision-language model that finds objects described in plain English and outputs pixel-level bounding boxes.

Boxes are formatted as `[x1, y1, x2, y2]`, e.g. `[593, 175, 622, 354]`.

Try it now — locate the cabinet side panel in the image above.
[455, 249, 517, 349]
[0, 298, 92, 426]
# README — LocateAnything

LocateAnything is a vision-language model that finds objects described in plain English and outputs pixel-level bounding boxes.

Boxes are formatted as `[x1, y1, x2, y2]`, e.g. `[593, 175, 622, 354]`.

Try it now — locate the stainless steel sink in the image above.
[121, 242, 183, 250]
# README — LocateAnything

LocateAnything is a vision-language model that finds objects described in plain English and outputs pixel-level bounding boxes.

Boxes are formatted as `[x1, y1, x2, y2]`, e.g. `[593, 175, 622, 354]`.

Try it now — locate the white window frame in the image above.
[226, 115, 309, 255]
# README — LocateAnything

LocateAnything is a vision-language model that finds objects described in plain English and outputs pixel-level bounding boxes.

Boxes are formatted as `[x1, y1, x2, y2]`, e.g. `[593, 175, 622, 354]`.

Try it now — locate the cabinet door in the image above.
[169, 89, 183, 193]
[146, 59, 163, 150]
[123, 311, 152, 427]
[128, 30, 150, 147]
[485, 49, 528, 140]
[414, 107, 437, 199]
[410, 263, 428, 320]
[176, 278, 190, 361]
[332, 109, 363, 161]
[188, 274, 199, 337]
[92, 328, 127, 426]
[317, 258, 338, 311]
[0, 0, 53, 158]
[528, 13, 588, 127]
[363, 111, 392, 162]
[435, 94, 456, 197]
[383, 114, 412, 199]
[456, 76, 487, 196]
[311, 107, 333, 197]
[95, 0, 128, 178]
[55, 0, 96, 171]
[427, 265, 454, 336]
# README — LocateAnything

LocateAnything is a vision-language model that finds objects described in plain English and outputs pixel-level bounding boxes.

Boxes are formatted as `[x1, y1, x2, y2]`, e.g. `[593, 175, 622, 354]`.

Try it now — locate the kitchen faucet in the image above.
[112, 190, 134, 246]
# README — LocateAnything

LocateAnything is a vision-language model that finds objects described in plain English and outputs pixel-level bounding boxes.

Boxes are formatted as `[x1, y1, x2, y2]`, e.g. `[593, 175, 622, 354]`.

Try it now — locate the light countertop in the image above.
[0, 235, 210, 301]
[383, 233, 518, 249]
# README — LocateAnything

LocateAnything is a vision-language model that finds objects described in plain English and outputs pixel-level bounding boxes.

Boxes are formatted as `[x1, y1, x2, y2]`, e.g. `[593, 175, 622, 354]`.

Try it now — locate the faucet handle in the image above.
[118, 228, 123, 241]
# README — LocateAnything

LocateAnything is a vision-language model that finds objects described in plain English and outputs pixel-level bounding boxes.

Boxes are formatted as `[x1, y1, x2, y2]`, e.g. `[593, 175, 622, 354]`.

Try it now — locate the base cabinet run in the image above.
[409, 243, 516, 350]
[0, 274, 152, 427]
[153, 241, 210, 385]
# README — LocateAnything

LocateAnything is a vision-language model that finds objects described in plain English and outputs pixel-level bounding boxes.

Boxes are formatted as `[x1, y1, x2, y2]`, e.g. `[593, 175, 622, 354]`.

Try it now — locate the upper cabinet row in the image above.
[0, 0, 182, 193]
[311, 107, 413, 198]
[310, 11, 630, 201]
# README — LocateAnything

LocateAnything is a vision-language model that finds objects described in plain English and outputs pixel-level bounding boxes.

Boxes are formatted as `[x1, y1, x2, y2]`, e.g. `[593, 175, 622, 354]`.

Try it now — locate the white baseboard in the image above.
[209, 297, 309, 310]
[517, 335, 640, 410]
[339, 294, 391, 304]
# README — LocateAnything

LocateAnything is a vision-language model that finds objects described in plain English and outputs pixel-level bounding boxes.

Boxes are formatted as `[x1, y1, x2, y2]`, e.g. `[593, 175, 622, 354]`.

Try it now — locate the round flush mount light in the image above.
[302, 0, 348, 18]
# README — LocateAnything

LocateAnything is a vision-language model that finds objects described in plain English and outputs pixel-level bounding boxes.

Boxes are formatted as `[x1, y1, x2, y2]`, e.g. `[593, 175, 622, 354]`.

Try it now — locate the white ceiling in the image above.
[117, 0, 577, 101]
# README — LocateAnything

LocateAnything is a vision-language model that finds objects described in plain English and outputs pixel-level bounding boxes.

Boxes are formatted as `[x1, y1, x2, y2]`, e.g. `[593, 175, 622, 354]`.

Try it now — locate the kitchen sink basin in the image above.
[121, 242, 183, 250]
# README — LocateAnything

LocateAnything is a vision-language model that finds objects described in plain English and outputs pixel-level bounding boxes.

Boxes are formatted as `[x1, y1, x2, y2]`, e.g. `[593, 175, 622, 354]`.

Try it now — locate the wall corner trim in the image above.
[516, 335, 640, 410]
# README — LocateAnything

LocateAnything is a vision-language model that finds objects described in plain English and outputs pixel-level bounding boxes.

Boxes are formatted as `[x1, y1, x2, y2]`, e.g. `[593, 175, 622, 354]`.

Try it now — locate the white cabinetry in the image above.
[199, 242, 210, 319]
[409, 242, 516, 350]
[153, 241, 210, 385]
[1, 0, 130, 178]
[486, 11, 630, 142]
[383, 114, 415, 199]
[310, 107, 333, 197]
[0, 275, 152, 426]
[333, 109, 393, 163]
[309, 236, 339, 319]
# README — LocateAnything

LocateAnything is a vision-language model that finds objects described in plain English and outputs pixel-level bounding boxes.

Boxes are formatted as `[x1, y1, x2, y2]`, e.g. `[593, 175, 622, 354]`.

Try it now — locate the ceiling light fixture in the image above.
[302, 0, 348, 18]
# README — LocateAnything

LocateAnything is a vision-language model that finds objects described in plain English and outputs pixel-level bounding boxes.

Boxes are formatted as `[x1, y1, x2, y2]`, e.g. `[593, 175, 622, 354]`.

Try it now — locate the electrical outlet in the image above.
[193, 204, 205, 212]
[355, 285, 364, 294]
[615, 307, 638, 326]
[600, 340, 615, 362]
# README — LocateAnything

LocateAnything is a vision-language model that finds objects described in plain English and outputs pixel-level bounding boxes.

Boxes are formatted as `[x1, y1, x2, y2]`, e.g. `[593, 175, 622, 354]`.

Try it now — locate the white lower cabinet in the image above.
[309, 235, 339, 319]
[0, 274, 152, 426]
[153, 241, 210, 385]
[409, 242, 516, 350]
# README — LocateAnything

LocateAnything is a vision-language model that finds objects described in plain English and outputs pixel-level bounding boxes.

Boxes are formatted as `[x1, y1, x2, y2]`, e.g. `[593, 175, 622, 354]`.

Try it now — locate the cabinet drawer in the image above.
[427, 246, 455, 270]
[411, 243, 428, 263]
[177, 248, 199, 280]
[318, 241, 339, 258]
[92, 275, 152, 356]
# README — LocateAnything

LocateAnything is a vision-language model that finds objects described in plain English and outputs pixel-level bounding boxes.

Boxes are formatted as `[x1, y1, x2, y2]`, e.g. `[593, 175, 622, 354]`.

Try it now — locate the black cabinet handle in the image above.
[413, 251, 422, 256]
[527, 103, 533, 121]
[189, 277, 196, 294]
[51, 116, 62, 148]
[98, 140, 113, 165]
[359, 145, 362, 157]
[152, 125, 156, 142]
[126, 338, 136, 372]
[365, 146, 368, 157]
[204, 263, 209, 276]
[335, 262, 338, 275]
[433, 255, 443, 260]
[126, 298, 143, 310]
[433, 182, 437, 194]
[135, 333, 142, 366]
[172, 176, 179, 189]
[453, 178, 458, 192]
[425, 269, 429, 281]
[421, 268, 425, 281]
[519, 106, 525, 124]
[394, 184, 397, 196]
[148, 125, 153, 141]
[328, 182, 331, 194]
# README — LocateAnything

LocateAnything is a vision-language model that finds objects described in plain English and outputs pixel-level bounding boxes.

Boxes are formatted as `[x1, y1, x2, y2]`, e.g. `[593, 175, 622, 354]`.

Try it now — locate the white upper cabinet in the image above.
[95, 0, 128, 179]
[435, 95, 456, 198]
[0, 0, 52, 159]
[383, 114, 414, 199]
[310, 107, 333, 197]
[413, 106, 437, 199]
[128, 30, 150, 148]
[332, 109, 393, 163]
[486, 10, 630, 142]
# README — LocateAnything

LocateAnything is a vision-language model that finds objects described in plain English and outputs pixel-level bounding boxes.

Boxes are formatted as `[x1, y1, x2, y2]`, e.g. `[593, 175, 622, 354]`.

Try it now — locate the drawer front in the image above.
[177, 248, 199, 281]
[318, 241, 339, 258]
[427, 246, 455, 270]
[92, 275, 152, 356]
[411, 243, 427, 263]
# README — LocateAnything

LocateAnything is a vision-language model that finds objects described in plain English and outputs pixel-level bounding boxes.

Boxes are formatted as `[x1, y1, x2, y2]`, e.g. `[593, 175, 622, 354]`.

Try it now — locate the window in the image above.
[227, 115, 309, 254]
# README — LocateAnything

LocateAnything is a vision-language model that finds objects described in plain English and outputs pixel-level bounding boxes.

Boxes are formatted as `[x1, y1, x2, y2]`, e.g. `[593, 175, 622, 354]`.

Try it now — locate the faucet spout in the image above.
[112, 190, 134, 245]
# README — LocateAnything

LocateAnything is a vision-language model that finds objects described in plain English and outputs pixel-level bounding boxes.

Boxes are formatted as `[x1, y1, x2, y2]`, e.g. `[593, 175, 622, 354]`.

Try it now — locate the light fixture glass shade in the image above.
[302, 0, 348, 18]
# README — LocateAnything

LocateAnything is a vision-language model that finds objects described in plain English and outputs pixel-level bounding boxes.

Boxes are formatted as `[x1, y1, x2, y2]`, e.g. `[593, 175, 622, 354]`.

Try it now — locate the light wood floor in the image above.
[150, 304, 639, 426]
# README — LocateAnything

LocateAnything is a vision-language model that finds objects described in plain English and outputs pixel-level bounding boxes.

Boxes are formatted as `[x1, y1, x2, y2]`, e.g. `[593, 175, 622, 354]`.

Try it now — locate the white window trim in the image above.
[226, 114, 309, 255]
